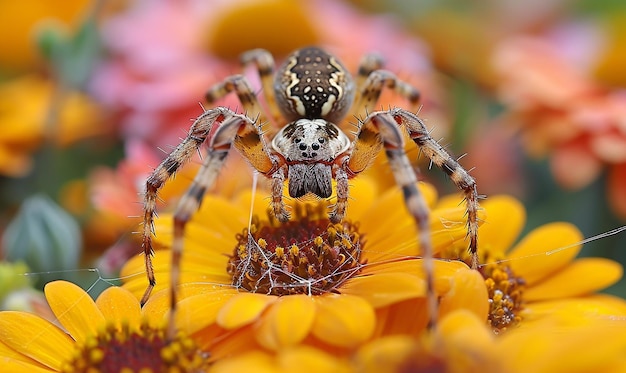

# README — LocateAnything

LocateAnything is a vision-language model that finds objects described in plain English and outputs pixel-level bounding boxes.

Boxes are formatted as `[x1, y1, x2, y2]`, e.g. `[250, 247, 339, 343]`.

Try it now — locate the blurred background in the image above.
[1, 0, 625, 310]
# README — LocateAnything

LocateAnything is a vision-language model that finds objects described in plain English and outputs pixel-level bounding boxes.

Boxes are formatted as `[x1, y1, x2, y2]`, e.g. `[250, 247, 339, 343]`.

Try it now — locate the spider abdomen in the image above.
[274, 47, 355, 123]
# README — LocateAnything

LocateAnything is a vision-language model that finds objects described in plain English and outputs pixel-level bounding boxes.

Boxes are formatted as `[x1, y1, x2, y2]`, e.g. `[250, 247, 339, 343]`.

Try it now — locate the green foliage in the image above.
[2, 195, 81, 286]
[36, 18, 102, 89]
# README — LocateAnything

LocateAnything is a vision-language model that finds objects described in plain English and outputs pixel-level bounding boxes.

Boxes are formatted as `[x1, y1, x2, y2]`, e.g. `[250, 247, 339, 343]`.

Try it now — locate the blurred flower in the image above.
[0, 280, 207, 372]
[210, 345, 352, 373]
[120, 176, 489, 353]
[90, 0, 445, 149]
[0, 75, 107, 177]
[210, 306, 626, 373]
[210, 310, 502, 373]
[496, 314, 626, 373]
[492, 33, 626, 218]
[438, 194, 625, 333]
[0, 0, 92, 72]
[353, 310, 503, 373]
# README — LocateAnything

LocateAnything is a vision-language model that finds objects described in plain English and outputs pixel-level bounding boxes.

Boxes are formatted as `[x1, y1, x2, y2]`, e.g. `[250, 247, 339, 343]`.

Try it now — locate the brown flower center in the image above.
[227, 202, 365, 296]
[480, 260, 526, 334]
[61, 321, 206, 373]
[439, 245, 526, 333]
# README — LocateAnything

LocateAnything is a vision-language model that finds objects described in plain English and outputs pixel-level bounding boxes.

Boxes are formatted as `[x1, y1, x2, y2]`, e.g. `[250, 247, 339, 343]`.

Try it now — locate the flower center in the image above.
[480, 260, 526, 334]
[61, 321, 206, 373]
[227, 202, 365, 296]
[439, 245, 526, 333]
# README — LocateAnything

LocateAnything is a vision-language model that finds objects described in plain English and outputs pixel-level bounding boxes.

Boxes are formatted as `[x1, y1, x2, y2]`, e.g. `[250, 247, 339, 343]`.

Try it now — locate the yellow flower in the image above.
[0, 280, 207, 372]
[121, 176, 488, 352]
[438, 194, 626, 333]
[209, 310, 503, 373]
[0, 75, 107, 177]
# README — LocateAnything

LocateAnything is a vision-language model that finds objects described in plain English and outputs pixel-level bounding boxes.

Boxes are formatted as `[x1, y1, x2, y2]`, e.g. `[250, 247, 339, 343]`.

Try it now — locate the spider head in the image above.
[272, 119, 350, 198]
[274, 47, 355, 123]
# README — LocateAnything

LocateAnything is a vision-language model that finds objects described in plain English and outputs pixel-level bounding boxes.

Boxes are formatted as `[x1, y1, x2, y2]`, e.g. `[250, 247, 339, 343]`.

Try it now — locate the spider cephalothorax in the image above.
[272, 119, 350, 199]
[139, 46, 480, 337]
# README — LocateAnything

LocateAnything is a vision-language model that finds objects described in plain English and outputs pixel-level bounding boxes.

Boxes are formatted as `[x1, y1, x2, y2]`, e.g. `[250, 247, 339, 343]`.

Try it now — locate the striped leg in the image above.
[140, 108, 271, 307]
[205, 74, 269, 128]
[239, 49, 281, 124]
[350, 53, 383, 119]
[346, 110, 438, 329]
[349, 56, 421, 122]
[390, 108, 479, 269]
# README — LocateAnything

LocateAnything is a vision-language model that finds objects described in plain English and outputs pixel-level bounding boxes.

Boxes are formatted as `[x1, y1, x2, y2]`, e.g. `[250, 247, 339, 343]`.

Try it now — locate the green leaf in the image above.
[35, 18, 102, 89]
[2, 195, 81, 274]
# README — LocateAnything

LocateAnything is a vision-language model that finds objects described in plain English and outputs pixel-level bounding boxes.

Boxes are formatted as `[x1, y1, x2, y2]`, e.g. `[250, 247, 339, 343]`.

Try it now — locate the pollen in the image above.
[480, 260, 526, 334]
[227, 202, 365, 296]
[439, 245, 526, 334]
[61, 320, 207, 373]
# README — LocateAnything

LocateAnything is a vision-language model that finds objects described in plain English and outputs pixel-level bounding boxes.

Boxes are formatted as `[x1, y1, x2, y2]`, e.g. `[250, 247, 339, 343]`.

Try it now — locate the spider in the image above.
[139, 46, 479, 335]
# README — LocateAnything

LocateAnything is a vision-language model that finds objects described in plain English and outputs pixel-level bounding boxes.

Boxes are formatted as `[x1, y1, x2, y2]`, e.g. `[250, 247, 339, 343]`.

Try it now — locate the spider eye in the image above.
[294, 138, 301, 143]
[318, 138, 325, 144]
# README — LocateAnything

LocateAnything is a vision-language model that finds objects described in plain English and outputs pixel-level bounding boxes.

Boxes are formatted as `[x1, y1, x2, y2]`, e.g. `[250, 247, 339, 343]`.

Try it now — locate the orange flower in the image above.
[492, 35, 626, 218]
[0, 75, 106, 177]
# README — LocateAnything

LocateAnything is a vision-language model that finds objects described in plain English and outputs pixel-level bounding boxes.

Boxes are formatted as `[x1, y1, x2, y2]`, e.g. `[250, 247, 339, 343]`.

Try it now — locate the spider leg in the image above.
[205, 74, 270, 129]
[388, 108, 479, 269]
[240, 49, 282, 124]
[350, 66, 421, 122]
[351, 53, 384, 113]
[140, 108, 272, 306]
[343, 110, 439, 328]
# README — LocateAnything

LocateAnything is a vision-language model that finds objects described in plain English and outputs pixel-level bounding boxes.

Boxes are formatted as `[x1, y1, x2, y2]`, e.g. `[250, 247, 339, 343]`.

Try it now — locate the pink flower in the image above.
[492, 31, 626, 218]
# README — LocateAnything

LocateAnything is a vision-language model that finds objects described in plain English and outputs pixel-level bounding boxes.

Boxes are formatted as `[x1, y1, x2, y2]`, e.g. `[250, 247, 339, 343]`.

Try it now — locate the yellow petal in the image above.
[436, 310, 501, 371]
[353, 335, 417, 373]
[341, 272, 425, 308]
[359, 182, 437, 238]
[139, 285, 235, 329]
[342, 176, 379, 221]
[0, 312, 74, 370]
[95, 286, 142, 329]
[277, 346, 352, 373]
[438, 268, 489, 321]
[0, 340, 53, 372]
[375, 298, 429, 335]
[210, 351, 277, 373]
[522, 294, 626, 328]
[140, 289, 170, 328]
[478, 195, 526, 257]
[0, 358, 56, 373]
[312, 294, 375, 347]
[175, 293, 232, 335]
[44, 281, 105, 344]
[254, 295, 315, 350]
[508, 222, 583, 285]
[438, 309, 494, 348]
[218, 293, 277, 329]
[364, 259, 469, 293]
[499, 318, 626, 373]
[525, 258, 623, 301]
